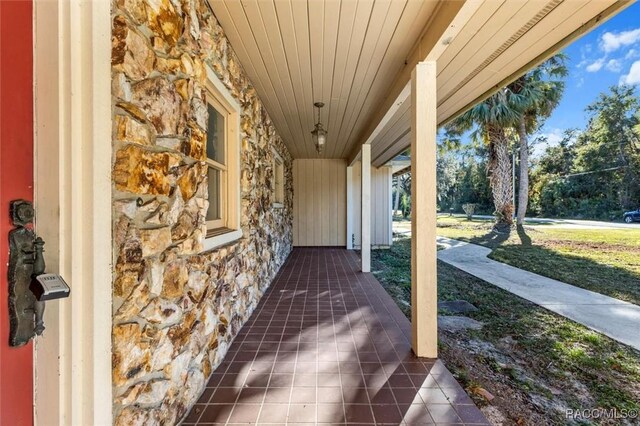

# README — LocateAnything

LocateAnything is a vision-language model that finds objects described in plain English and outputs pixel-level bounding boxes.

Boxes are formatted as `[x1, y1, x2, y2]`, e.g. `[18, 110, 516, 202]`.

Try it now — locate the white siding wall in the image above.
[349, 162, 392, 247]
[293, 159, 347, 246]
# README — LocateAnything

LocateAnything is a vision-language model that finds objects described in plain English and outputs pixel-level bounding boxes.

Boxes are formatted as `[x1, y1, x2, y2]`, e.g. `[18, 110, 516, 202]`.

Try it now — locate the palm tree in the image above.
[510, 55, 567, 225]
[446, 55, 567, 229]
[446, 88, 525, 228]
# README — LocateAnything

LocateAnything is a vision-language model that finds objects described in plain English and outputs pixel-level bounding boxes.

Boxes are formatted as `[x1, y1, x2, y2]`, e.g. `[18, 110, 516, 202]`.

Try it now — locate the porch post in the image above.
[33, 0, 113, 423]
[346, 166, 354, 249]
[411, 61, 438, 357]
[361, 145, 371, 272]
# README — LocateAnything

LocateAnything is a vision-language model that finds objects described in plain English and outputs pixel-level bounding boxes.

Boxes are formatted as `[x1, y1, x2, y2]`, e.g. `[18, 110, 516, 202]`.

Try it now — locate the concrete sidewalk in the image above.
[437, 237, 640, 351]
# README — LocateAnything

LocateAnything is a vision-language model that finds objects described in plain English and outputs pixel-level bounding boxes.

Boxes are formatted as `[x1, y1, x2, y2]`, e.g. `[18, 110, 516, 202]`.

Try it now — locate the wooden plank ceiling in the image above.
[210, 0, 440, 159]
[210, 0, 630, 163]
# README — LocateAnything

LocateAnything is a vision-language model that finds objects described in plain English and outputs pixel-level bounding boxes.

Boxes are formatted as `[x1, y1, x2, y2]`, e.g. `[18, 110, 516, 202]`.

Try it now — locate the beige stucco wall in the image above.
[110, 0, 293, 423]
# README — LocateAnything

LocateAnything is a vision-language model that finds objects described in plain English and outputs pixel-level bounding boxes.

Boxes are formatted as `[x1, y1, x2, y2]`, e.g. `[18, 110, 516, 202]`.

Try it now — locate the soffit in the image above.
[210, 0, 440, 159]
[369, 0, 630, 167]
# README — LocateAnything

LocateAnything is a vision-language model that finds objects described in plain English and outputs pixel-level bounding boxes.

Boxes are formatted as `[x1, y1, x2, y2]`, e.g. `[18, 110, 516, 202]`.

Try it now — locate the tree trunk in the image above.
[516, 116, 529, 225]
[487, 125, 514, 227]
[393, 177, 401, 217]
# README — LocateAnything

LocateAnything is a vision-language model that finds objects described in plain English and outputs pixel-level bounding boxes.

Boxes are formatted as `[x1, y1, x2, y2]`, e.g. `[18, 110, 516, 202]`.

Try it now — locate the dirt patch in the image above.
[440, 332, 553, 425]
[372, 237, 640, 426]
[542, 239, 640, 253]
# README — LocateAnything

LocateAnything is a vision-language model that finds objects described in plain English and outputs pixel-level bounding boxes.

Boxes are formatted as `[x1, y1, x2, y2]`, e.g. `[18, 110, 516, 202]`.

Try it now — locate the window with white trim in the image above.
[273, 150, 284, 207]
[205, 97, 227, 230]
[203, 67, 242, 250]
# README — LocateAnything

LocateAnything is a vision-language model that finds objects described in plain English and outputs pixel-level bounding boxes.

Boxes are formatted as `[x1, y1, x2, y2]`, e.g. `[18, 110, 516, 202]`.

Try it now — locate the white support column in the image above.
[388, 167, 393, 245]
[361, 144, 371, 272]
[411, 61, 438, 358]
[34, 0, 113, 424]
[346, 166, 354, 249]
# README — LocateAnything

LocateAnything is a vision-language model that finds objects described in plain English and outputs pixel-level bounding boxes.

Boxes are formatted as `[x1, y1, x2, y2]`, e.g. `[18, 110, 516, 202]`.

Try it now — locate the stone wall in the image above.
[110, 0, 293, 423]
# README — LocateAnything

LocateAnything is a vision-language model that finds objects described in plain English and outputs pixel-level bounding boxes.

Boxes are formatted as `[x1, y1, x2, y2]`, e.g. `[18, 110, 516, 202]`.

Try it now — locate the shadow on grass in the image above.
[516, 225, 532, 246]
[452, 224, 532, 248]
[490, 244, 640, 306]
[464, 227, 511, 249]
[440, 223, 640, 304]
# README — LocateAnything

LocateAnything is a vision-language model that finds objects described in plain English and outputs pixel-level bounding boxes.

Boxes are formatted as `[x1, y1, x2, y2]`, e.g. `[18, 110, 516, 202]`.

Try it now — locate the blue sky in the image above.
[535, 2, 640, 152]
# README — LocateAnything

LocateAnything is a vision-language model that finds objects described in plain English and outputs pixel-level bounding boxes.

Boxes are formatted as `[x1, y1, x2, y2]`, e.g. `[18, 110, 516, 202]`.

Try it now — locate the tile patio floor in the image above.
[183, 248, 488, 425]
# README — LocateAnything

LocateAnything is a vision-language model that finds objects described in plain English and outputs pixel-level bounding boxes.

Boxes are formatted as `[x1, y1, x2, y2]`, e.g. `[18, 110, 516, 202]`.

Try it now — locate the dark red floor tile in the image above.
[210, 387, 241, 404]
[317, 373, 341, 387]
[402, 403, 435, 425]
[393, 387, 423, 405]
[226, 404, 261, 423]
[199, 404, 234, 423]
[372, 403, 403, 424]
[269, 373, 294, 388]
[344, 404, 374, 423]
[236, 387, 266, 404]
[185, 248, 486, 425]
[197, 387, 214, 404]
[293, 373, 317, 387]
[426, 403, 464, 423]
[182, 403, 206, 423]
[418, 387, 450, 404]
[257, 403, 289, 423]
[340, 374, 365, 388]
[287, 403, 317, 423]
[317, 403, 345, 423]
[263, 386, 291, 403]
[317, 387, 343, 403]
[290, 387, 317, 403]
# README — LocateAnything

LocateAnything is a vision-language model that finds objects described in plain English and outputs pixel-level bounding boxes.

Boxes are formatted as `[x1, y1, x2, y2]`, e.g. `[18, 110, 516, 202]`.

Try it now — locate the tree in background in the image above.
[392, 176, 401, 217]
[572, 85, 639, 215]
[436, 152, 461, 211]
[529, 130, 579, 217]
[528, 86, 640, 219]
[392, 174, 413, 218]
[509, 55, 567, 225]
[435, 144, 493, 214]
[437, 84, 639, 220]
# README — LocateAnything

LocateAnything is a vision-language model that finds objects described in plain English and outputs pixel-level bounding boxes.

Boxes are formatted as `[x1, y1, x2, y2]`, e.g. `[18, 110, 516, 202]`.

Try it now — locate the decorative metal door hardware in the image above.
[7, 200, 70, 347]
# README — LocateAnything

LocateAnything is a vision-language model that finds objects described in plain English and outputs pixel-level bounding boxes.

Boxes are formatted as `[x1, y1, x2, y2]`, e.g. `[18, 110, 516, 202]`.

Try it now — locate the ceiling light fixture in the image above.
[311, 102, 326, 154]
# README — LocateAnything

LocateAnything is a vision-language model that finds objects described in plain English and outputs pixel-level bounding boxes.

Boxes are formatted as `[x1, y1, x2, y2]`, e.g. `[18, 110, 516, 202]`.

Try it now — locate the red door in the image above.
[0, 0, 35, 424]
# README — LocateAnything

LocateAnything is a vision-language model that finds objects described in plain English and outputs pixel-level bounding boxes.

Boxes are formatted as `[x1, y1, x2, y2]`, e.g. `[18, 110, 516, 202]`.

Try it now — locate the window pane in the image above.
[207, 103, 225, 165]
[275, 161, 284, 203]
[206, 168, 221, 221]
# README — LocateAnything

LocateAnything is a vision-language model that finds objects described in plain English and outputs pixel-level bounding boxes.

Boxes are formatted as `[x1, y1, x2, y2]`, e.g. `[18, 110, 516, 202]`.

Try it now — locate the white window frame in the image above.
[272, 149, 285, 208]
[203, 66, 242, 251]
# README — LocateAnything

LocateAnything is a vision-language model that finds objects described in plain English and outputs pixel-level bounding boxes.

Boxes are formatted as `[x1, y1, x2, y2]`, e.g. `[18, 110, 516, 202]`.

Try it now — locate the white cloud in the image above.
[606, 59, 623, 72]
[544, 130, 564, 146]
[601, 28, 640, 53]
[532, 129, 564, 157]
[586, 58, 605, 72]
[626, 49, 640, 60]
[581, 44, 592, 57]
[620, 60, 640, 85]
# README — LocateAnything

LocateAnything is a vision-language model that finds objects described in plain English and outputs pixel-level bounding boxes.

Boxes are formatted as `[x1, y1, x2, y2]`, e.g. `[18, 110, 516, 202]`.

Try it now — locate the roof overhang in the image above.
[365, 0, 634, 167]
[209, 0, 633, 164]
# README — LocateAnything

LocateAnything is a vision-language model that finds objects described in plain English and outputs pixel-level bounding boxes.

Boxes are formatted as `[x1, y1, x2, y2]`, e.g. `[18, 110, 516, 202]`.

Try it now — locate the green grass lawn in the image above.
[372, 237, 640, 424]
[434, 217, 640, 305]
